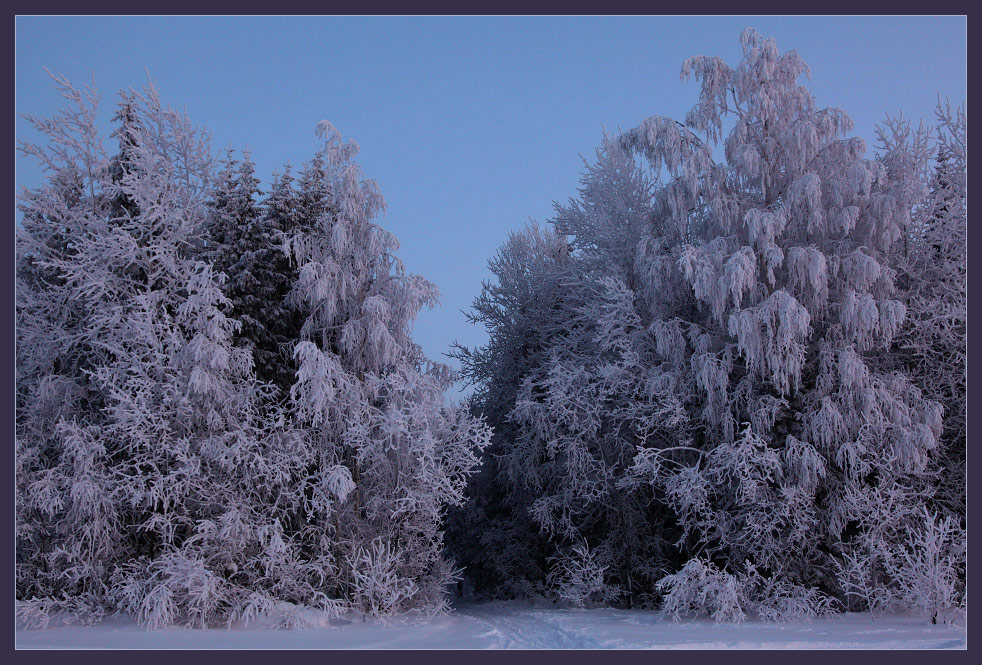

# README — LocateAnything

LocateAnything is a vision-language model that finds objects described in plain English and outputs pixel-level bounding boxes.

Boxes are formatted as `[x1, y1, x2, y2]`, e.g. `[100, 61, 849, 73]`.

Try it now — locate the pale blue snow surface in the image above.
[16, 600, 966, 649]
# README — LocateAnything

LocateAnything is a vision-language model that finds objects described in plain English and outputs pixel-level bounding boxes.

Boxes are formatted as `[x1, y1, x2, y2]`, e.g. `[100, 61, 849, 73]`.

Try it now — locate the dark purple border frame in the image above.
[5, 3, 975, 663]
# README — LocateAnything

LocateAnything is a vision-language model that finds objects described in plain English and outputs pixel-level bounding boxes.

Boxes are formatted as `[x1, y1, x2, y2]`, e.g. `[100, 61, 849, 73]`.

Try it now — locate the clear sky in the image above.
[15, 16, 967, 398]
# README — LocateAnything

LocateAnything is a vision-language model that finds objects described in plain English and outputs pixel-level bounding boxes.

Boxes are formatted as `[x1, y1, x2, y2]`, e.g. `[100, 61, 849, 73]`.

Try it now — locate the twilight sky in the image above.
[15, 16, 967, 398]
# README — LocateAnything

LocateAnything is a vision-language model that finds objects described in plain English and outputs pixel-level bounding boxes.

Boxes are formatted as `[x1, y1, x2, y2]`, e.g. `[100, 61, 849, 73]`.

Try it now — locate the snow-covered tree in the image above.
[888, 101, 967, 520]
[447, 222, 576, 599]
[200, 150, 301, 394]
[452, 29, 964, 619]
[16, 74, 255, 623]
[614, 28, 953, 614]
[16, 75, 490, 627]
[281, 120, 491, 615]
[450, 143, 684, 606]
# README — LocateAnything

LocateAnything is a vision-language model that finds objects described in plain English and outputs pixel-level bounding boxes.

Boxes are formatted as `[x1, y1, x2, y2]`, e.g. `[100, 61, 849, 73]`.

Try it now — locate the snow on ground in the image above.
[16, 600, 966, 649]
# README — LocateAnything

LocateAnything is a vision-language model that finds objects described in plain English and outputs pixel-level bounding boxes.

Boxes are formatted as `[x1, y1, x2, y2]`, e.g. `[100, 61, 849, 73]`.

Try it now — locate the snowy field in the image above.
[17, 600, 966, 649]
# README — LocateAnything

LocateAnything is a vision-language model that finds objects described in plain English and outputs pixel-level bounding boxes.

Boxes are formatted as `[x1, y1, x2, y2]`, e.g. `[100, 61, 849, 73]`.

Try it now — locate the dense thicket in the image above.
[449, 30, 966, 622]
[16, 76, 490, 628]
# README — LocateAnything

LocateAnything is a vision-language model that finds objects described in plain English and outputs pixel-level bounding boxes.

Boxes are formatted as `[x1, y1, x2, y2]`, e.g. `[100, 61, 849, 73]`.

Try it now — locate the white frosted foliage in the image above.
[448, 28, 963, 621]
[16, 75, 490, 628]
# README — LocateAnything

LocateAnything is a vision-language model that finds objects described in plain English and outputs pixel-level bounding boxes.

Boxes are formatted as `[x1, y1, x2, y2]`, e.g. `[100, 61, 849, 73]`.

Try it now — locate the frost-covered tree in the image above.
[888, 101, 967, 520]
[200, 150, 299, 393]
[281, 120, 491, 616]
[453, 29, 964, 619]
[449, 143, 685, 606]
[505, 142, 691, 607]
[16, 75, 490, 628]
[16, 75, 262, 624]
[613, 28, 956, 614]
[16, 78, 113, 608]
[447, 222, 576, 599]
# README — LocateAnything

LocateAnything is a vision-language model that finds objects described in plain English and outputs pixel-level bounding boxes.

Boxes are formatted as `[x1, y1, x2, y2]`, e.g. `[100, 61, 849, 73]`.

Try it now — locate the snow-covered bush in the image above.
[348, 539, 420, 618]
[657, 558, 748, 623]
[657, 558, 836, 623]
[546, 542, 623, 608]
[892, 508, 966, 623]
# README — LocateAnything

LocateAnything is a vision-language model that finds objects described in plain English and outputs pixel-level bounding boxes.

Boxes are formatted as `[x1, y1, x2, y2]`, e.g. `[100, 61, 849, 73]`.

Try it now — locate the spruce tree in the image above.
[202, 150, 299, 392]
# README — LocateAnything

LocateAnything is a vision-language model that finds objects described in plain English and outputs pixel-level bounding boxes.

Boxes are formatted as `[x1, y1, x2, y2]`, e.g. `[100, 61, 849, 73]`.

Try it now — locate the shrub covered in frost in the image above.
[657, 558, 836, 623]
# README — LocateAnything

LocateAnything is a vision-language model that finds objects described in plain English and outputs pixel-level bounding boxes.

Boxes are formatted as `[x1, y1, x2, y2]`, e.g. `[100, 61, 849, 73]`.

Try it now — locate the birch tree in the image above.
[282, 120, 491, 616]
[616, 28, 956, 615]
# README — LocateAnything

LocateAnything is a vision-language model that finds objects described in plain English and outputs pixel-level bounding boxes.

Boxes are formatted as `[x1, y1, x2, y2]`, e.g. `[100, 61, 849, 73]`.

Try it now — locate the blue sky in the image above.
[15, 16, 967, 397]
